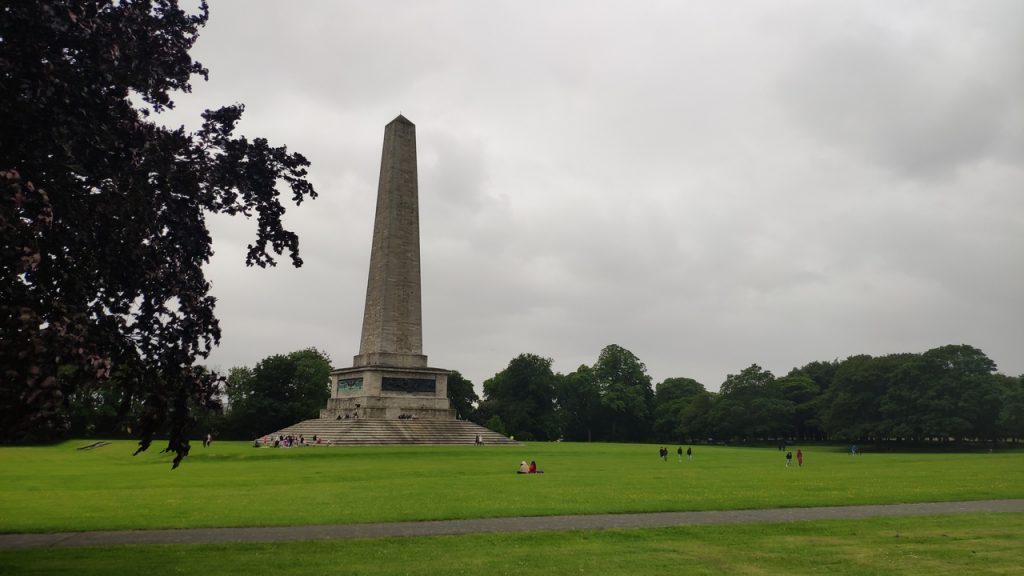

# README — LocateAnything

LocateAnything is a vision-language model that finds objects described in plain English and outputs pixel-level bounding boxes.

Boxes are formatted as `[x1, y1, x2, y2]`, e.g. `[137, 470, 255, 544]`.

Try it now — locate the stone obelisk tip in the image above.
[388, 114, 414, 127]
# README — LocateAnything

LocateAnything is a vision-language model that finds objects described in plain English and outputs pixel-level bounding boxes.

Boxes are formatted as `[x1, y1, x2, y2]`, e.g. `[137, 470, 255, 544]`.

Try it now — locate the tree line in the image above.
[466, 344, 1024, 446]
[50, 342, 1024, 447]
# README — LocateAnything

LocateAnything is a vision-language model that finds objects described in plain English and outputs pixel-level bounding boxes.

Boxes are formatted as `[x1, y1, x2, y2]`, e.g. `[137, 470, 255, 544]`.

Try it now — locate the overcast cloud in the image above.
[161, 1, 1024, 392]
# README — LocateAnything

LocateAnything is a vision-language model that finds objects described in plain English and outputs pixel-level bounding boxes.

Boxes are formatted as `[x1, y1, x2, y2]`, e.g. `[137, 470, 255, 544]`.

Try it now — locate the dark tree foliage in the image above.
[676, 390, 716, 442]
[774, 374, 821, 440]
[788, 360, 839, 392]
[555, 364, 601, 442]
[712, 364, 791, 440]
[594, 344, 653, 442]
[0, 1, 315, 466]
[482, 344, 1023, 446]
[822, 354, 908, 442]
[651, 377, 706, 442]
[822, 346, 1006, 444]
[446, 370, 479, 421]
[481, 353, 559, 441]
[223, 349, 331, 439]
[994, 374, 1024, 441]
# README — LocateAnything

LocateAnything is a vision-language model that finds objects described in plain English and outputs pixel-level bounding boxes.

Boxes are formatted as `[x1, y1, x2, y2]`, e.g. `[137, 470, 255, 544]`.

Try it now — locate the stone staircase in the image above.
[260, 418, 517, 446]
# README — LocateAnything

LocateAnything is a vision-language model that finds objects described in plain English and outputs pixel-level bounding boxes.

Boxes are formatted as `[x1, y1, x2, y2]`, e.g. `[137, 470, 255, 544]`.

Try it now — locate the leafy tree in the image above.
[224, 349, 331, 439]
[788, 360, 839, 392]
[864, 346, 1000, 443]
[63, 379, 132, 438]
[821, 346, 1011, 445]
[481, 353, 559, 441]
[774, 374, 821, 441]
[788, 360, 838, 440]
[224, 366, 255, 407]
[719, 364, 775, 398]
[655, 377, 706, 404]
[594, 344, 653, 442]
[824, 355, 882, 442]
[652, 377, 706, 442]
[714, 364, 781, 440]
[446, 370, 479, 421]
[555, 365, 602, 442]
[995, 375, 1024, 442]
[916, 345, 998, 441]
[824, 353, 915, 442]
[677, 390, 716, 442]
[483, 414, 506, 436]
[0, 1, 315, 465]
[63, 364, 222, 440]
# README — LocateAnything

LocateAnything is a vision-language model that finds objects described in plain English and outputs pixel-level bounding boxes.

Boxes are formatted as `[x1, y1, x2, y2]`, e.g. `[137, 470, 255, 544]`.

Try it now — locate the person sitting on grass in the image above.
[529, 460, 544, 474]
[517, 461, 530, 474]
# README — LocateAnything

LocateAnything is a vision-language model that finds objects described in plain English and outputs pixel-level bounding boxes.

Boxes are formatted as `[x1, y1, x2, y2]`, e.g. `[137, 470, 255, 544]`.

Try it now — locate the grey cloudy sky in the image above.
[163, 1, 1023, 392]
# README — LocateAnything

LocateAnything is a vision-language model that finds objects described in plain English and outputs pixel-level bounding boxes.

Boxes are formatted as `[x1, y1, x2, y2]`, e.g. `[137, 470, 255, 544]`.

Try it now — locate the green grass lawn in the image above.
[1, 440, 1021, 534]
[1, 513, 1021, 575]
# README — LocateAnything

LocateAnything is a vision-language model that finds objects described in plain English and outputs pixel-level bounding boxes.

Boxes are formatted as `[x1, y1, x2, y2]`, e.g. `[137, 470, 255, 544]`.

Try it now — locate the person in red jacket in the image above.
[796, 449, 804, 467]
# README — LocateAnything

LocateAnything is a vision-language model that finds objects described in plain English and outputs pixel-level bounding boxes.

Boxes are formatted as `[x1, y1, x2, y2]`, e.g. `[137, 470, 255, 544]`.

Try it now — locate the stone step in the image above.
[259, 418, 518, 446]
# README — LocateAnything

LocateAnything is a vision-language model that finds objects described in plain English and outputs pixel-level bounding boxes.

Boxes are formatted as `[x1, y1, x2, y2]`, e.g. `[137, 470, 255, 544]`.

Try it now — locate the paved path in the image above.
[1, 499, 1021, 550]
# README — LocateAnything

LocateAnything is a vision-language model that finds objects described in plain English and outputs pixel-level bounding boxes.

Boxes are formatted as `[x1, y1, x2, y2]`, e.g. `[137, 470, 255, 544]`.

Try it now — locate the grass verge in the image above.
[1, 440, 1021, 533]
[0, 513, 1021, 575]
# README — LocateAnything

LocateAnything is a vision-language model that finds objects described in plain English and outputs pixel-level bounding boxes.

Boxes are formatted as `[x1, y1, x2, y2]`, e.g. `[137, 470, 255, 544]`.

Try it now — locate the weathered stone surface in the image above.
[324, 365, 454, 420]
[354, 115, 426, 369]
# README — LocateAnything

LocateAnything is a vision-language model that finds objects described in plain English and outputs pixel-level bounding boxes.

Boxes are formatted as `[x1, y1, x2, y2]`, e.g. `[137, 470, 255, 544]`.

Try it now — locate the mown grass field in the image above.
[1, 513, 1021, 575]
[1, 440, 1021, 533]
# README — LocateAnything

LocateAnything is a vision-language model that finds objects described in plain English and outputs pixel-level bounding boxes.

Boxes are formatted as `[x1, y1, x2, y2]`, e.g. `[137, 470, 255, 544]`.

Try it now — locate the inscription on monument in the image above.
[337, 378, 364, 393]
[381, 377, 436, 394]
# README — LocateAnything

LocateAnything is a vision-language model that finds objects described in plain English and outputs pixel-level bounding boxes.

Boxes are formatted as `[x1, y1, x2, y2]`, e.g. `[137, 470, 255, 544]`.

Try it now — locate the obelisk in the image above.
[354, 115, 426, 369]
[323, 116, 454, 420]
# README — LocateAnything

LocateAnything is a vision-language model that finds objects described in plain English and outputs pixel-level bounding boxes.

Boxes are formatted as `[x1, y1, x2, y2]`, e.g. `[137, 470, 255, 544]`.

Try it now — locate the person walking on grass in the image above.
[797, 449, 804, 467]
[786, 451, 793, 467]
[677, 447, 683, 462]
[687, 446, 692, 461]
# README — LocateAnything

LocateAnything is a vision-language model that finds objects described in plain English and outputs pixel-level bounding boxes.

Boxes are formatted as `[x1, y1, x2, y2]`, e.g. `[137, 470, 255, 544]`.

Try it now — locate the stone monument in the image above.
[321, 115, 455, 421]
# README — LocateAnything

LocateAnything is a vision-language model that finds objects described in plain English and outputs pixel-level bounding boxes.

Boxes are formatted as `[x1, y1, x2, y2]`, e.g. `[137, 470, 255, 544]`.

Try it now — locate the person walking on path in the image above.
[785, 451, 793, 467]
[797, 449, 804, 467]
[686, 446, 692, 461]
[677, 447, 683, 462]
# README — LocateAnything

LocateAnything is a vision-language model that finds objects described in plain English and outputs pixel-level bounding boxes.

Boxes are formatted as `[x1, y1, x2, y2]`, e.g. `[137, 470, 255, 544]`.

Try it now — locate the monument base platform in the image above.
[260, 418, 518, 446]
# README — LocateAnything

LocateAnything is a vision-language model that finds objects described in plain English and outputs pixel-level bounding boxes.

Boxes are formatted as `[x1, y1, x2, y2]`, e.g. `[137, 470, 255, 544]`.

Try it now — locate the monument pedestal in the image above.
[322, 365, 455, 421]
